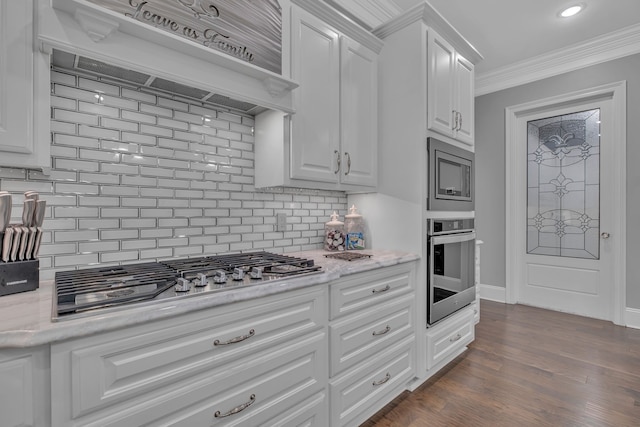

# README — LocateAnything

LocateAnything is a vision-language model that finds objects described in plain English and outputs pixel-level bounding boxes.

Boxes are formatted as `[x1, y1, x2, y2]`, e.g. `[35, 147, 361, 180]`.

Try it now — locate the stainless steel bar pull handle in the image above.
[372, 373, 391, 386]
[213, 329, 255, 346]
[214, 394, 256, 418]
[334, 150, 341, 174]
[372, 325, 391, 336]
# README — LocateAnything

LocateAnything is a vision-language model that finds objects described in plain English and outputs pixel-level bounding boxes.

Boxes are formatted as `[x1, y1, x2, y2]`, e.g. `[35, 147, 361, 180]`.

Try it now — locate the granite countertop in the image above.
[0, 249, 419, 348]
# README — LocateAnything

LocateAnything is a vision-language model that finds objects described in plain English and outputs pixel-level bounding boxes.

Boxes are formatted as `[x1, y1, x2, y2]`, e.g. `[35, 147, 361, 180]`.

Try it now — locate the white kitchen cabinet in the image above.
[289, 6, 340, 184]
[425, 307, 474, 370]
[50, 288, 328, 426]
[340, 37, 378, 187]
[328, 263, 417, 426]
[427, 31, 475, 147]
[255, 1, 381, 192]
[0, 0, 51, 171]
[0, 346, 50, 427]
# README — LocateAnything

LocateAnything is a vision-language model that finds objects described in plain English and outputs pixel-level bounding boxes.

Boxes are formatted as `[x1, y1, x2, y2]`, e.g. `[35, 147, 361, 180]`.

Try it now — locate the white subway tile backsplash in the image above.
[100, 208, 139, 218]
[8, 69, 347, 277]
[101, 163, 139, 175]
[121, 88, 156, 103]
[140, 103, 172, 117]
[79, 148, 121, 163]
[79, 219, 120, 229]
[78, 102, 119, 118]
[79, 196, 119, 206]
[121, 218, 157, 228]
[101, 185, 139, 196]
[102, 117, 139, 132]
[140, 124, 173, 137]
[122, 110, 157, 124]
[54, 158, 99, 172]
[78, 124, 119, 140]
[78, 77, 120, 95]
[121, 132, 156, 146]
[101, 229, 139, 240]
[101, 251, 140, 263]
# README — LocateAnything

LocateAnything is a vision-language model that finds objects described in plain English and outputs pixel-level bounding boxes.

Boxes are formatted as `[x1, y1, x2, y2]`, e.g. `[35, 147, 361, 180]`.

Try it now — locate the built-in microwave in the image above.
[427, 137, 474, 211]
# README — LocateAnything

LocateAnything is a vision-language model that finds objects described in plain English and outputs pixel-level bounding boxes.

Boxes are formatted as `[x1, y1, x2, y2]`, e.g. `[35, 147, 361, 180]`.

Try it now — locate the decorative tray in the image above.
[323, 252, 372, 261]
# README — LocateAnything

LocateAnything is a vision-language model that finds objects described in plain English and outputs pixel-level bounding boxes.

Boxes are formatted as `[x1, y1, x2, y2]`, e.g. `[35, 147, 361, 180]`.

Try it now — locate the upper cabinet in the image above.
[427, 31, 475, 146]
[255, 0, 382, 192]
[0, 0, 51, 171]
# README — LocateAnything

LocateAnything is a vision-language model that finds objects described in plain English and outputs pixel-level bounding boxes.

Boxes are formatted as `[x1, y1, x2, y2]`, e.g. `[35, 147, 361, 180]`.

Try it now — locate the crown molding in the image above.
[324, 0, 402, 29]
[373, 2, 483, 64]
[475, 23, 640, 96]
[292, 0, 384, 53]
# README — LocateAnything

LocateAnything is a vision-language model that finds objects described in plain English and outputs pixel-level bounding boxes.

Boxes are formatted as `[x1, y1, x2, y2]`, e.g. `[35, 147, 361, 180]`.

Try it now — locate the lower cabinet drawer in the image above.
[329, 335, 415, 427]
[330, 293, 414, 377]
[71, 331, 327, 427]
[426, 307, 474, 370]
[50, 289, 325, 422]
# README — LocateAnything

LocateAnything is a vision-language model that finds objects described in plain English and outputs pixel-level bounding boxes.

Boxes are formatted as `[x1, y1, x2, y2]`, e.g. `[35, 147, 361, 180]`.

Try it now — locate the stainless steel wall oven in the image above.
[427, 218, 476, 325]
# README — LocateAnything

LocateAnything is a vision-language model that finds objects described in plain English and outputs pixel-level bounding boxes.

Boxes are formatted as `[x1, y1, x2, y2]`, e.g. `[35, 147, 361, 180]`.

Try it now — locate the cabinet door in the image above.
[290, 6, 340, 183]
[340, 36, 377, 187]
[454, 53, 474, 146]
[0, 347, 50, 427]
[0, 0, 50, 170]
[427, 31, 455, 138]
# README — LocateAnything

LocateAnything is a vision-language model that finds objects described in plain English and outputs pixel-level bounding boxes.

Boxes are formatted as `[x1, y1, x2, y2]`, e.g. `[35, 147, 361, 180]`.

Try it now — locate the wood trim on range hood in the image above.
[38, 0, 299, 113]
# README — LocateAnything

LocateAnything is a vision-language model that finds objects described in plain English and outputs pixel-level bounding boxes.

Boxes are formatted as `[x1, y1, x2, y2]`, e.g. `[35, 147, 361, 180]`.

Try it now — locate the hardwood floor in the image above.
[361, 300, 640, 427]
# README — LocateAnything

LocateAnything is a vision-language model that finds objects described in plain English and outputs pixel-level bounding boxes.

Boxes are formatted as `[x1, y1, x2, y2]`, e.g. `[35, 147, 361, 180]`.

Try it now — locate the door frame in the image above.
[505, 81, 627, 325]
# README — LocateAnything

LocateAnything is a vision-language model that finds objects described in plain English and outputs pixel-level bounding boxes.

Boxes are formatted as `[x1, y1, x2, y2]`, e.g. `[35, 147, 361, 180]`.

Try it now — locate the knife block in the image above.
[0, 259, 39, 297]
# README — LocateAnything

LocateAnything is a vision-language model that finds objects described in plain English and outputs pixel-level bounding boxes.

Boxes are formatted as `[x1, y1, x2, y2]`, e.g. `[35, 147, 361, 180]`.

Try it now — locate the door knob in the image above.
[601, 232, 610, 239]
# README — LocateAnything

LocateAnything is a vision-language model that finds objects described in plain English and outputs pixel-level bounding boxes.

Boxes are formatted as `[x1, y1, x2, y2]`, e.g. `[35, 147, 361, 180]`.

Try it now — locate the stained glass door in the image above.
[512, 93, 615, 321]
[527, 109, 600, 259]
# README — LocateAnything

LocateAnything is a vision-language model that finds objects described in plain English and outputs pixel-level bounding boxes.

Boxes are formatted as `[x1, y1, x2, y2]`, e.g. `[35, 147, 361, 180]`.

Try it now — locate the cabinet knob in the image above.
[601, 232, 610, 239]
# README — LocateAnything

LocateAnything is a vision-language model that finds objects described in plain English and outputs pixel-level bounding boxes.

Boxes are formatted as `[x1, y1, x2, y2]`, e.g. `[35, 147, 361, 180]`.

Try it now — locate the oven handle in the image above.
[431, 231, 476, 246]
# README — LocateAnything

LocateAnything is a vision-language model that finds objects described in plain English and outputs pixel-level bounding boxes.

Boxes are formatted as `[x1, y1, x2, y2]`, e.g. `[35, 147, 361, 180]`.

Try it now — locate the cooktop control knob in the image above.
[194, 272, 208, 287]
[213, 270, 227, 284]
[175, 277, 191, 292]
[232, 267, 244, 281]
[250, 267, 263, 279]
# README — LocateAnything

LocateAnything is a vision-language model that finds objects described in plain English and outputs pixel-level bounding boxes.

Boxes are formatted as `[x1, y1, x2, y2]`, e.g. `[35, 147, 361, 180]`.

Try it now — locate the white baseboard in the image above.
[626, 307, 640, 329]
[479, 284, 640, 329]
[479, 284, 506, 303]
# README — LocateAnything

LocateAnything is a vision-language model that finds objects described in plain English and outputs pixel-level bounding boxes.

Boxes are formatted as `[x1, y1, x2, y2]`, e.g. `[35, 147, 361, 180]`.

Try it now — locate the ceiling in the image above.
[409, 0, 640, 76]
[333, 0, 640, 87]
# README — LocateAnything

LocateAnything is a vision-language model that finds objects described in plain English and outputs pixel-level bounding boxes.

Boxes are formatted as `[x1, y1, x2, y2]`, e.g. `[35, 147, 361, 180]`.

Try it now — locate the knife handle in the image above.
[1, 228, 12, 262]
[33, 227, 43, 259]
[10, 226, 21, 262]
[18, 226, 29, 261]
[25, 227, 36, 260]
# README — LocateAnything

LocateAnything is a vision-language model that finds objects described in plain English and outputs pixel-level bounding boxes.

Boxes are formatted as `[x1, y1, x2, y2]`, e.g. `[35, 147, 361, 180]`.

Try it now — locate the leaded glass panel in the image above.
[527, 109, 600, 259]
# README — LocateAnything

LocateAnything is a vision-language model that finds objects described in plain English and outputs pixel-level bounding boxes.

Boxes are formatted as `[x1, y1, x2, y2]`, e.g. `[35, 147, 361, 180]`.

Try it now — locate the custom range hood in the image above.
[38, 0, 298, 113]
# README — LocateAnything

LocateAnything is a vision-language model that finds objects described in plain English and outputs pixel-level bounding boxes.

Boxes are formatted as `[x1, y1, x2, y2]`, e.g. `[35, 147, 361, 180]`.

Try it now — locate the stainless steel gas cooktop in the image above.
[53, 252, 321, 321]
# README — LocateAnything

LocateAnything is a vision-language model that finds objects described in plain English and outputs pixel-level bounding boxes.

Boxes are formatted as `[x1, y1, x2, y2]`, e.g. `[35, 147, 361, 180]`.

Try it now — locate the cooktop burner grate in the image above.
[53, 252, 322, 320]
[160, 251, 320, 278]
[54, 263, 178, 316]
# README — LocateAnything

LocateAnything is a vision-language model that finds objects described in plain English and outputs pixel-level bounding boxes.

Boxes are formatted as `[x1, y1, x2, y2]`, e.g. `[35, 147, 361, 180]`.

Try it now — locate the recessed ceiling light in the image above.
[559, 4, 585, 18]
